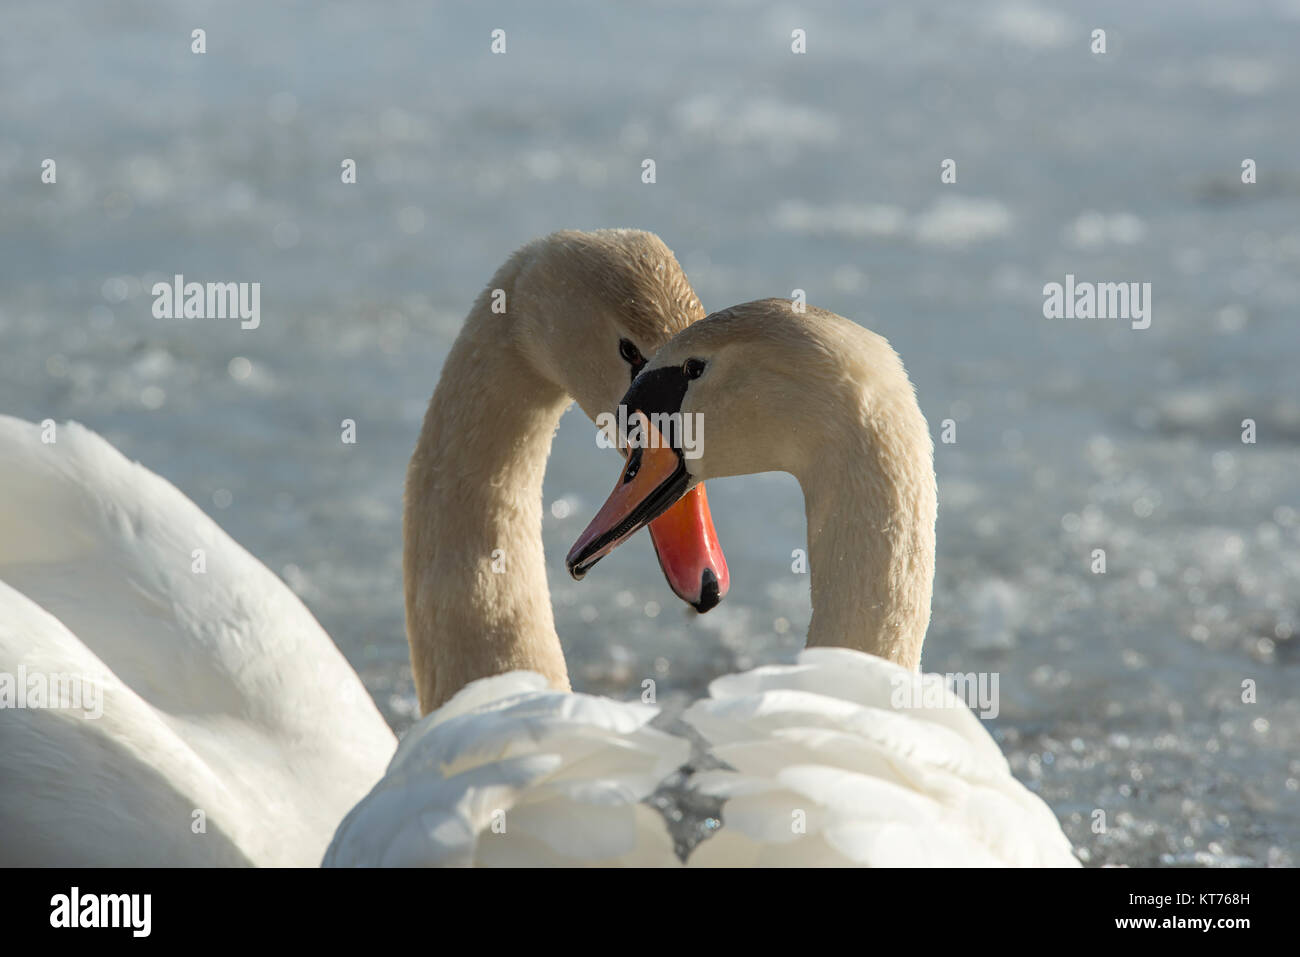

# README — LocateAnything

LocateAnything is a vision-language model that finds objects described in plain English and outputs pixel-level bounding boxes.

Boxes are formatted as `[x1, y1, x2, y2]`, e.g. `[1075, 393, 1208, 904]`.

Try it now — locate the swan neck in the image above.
[404, 308, 571, 714]
[798, 419, 936, 670]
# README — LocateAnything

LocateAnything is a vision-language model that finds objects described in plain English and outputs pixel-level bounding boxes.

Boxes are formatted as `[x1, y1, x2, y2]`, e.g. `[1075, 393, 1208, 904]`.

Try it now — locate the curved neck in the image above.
[796, 406, 936, 671]
[404, 306, 571, 714]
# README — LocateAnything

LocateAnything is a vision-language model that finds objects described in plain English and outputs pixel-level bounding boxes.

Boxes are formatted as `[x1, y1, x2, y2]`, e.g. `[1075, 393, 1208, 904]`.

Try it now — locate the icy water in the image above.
[2, 1, 1298, 866]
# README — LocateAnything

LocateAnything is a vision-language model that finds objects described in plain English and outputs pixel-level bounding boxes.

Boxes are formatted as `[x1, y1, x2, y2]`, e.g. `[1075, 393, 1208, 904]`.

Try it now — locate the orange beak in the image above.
[569, 415, 729, 612]
[647, 484, 728, 612]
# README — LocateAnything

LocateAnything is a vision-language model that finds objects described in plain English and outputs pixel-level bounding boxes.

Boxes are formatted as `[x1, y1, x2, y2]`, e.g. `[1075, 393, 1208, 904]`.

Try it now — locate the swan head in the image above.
[567, 298, 933, 577]
[506, 231, 700, 425]
[508, 229, 730, 610]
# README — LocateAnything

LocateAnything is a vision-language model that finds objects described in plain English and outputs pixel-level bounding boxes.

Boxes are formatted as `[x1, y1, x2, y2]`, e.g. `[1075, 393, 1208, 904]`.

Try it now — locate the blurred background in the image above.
[2, 0, 1297, 866]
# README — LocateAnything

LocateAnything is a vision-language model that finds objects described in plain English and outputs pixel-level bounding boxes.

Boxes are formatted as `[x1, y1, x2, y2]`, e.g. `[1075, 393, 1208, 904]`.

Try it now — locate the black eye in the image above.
[682, 357, 706, 379]
[618, 338, 644, 367]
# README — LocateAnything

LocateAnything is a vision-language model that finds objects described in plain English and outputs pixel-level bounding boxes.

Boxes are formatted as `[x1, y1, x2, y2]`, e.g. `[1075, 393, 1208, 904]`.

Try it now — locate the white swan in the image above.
[0, 416, 397, 866]
[564, 298, 1080, 866]
[399, 229, 727, 714]
[0, 229, 727, 867]
[326, 229, 732, 866]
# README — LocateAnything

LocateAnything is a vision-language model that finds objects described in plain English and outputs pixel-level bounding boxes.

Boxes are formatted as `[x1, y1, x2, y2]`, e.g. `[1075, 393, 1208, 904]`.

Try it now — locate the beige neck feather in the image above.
[403, 304, 572, 715]
[797, 377, 937, 671]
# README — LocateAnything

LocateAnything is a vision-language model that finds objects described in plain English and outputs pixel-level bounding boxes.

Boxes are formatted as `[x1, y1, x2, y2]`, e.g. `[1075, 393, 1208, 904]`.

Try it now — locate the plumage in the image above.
[324, 672, 688, 867]
[0, 415, 396, 866]
[685, 649, 1078, 866]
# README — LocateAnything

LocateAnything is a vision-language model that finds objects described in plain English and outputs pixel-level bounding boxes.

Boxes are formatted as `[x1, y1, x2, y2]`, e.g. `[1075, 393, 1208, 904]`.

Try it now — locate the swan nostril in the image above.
[692, 567, 721, 613]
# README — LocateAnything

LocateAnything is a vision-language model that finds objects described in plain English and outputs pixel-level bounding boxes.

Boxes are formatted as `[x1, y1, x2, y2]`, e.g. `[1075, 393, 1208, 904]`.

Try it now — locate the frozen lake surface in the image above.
[2, 0, 1297, 866]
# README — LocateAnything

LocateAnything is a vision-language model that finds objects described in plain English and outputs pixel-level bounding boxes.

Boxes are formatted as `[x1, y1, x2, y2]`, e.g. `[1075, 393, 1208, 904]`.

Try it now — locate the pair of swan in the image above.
[0, 229, 1077, 866]
[0, 230, 718, 866]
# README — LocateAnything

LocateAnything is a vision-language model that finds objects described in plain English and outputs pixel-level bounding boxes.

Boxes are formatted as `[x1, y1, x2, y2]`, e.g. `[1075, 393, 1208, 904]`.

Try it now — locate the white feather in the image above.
[0, 416, 397, 865]
[684, 648, 1079, 867]
[324, 673, 689, 867]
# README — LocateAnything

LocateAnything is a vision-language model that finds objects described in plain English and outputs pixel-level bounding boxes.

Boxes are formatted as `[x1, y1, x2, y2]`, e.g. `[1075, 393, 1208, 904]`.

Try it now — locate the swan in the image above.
[0, 229, 728, 867]
[325, 229, 735, 866]
[400, 229, 728, 714]
[564, 298, 1080, 866]
[0, 415, 397, 866]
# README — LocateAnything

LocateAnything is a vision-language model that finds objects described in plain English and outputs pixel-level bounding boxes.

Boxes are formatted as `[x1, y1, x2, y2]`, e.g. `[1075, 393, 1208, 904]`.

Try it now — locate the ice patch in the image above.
[986, 2, 1071, 49]
[674, 94, 839, 147]
[772, 200, 906, 238]
[912, 196, 1012, 246]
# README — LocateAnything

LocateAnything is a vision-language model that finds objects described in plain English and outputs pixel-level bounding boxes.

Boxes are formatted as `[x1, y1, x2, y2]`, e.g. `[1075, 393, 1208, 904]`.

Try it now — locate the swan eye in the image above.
[618, 338, 644, 369]
[682, 357, 706, 380]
